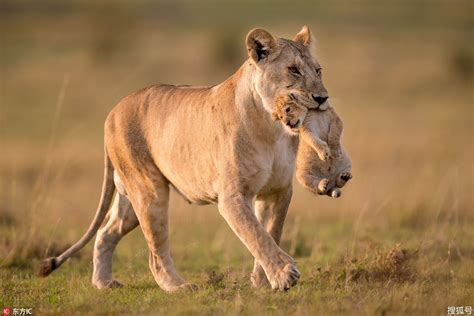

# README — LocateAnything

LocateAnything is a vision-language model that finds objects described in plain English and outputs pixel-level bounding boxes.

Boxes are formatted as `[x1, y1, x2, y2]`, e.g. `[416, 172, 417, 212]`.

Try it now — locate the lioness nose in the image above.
[312, 94, 328, 105]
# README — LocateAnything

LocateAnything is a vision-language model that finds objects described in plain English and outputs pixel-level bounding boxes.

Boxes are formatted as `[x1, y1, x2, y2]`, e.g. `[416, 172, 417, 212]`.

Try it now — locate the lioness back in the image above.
[105, 83, 238, 204]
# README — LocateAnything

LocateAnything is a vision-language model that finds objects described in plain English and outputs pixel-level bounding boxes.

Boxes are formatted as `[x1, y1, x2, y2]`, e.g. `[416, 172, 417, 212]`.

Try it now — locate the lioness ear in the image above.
[294, 25, 312, 47]
[246, 28, 278, 63]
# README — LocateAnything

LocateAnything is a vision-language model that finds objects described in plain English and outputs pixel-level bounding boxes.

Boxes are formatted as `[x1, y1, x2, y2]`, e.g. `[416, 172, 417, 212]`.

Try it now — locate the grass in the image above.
[1, 219, 472, 315]
[1, 0, 473, 315]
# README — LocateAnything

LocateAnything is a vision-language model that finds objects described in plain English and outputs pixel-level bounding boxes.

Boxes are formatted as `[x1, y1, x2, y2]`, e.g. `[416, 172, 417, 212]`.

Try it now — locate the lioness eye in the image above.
[316, 68, 322, 77]
[285, 107, 291, 113]
[288, 66, 301, 76]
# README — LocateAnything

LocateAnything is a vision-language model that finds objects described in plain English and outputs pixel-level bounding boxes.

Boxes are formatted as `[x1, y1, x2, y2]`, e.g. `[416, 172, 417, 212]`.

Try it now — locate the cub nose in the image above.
[312, 94, 328, 105]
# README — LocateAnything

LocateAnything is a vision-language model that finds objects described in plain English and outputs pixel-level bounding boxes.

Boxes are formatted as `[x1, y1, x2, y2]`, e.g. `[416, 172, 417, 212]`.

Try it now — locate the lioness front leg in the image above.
[218, 192, 299, 291]
[252, 187, 293, 288]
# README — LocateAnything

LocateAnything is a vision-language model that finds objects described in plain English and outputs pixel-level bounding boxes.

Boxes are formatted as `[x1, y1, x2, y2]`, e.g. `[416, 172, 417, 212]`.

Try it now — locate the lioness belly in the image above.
[154, 146, 220, 205]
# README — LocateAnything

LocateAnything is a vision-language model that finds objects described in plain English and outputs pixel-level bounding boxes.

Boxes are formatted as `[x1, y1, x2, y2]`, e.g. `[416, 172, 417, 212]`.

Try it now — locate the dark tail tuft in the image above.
[37, 257, 58, 277]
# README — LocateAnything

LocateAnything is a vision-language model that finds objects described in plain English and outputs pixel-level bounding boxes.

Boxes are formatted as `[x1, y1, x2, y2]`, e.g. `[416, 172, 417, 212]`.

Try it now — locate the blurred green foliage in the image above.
[0, 2, 472, 314]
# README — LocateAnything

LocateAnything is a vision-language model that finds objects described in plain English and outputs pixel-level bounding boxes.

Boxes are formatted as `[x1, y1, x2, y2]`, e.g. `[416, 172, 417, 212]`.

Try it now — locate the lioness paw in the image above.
[177, 283, 199, 292]
[94, 279, 124, 290]
[251, 270, 270, 288]
[106, 279, 124, 288]
[268, 262, 300, 291]
[265, 252, 300, 291]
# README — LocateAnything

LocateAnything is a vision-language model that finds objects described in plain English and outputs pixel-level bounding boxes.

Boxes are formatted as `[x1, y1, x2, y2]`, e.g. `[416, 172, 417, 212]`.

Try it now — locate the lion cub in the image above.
[273, 93, 352, 197]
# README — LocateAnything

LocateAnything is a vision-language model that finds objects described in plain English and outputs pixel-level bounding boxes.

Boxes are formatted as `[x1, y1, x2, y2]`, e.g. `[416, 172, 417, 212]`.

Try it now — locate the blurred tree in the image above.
[450, 44, 473, 81]
[86, 3, 138, 64]
[211, 28, 245, 73]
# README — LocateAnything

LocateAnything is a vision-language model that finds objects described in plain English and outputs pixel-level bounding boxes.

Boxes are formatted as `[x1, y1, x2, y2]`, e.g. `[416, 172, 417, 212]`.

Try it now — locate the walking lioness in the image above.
[39, 26, 331, 292]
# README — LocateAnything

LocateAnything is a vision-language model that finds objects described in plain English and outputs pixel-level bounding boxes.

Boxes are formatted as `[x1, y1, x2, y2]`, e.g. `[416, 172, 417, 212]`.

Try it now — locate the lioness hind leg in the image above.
[129, 174, 196, 293]
[92, 192, 139, 289]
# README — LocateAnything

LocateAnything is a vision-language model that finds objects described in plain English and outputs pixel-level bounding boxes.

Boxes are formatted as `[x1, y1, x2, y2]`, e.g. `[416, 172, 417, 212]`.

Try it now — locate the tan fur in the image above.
[273, 92, 352, 197]
[39, 26, 332, 292]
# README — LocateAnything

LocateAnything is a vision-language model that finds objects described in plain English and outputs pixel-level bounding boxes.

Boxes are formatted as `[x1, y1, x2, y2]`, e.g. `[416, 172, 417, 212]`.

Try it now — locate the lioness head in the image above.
[246, 26, 329, 120]
[272, 92, 309, 134]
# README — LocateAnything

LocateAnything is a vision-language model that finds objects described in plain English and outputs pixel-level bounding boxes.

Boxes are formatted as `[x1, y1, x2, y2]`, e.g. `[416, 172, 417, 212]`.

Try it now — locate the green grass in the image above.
[1, 215, 473, 315]
[1, 0, 473, 314]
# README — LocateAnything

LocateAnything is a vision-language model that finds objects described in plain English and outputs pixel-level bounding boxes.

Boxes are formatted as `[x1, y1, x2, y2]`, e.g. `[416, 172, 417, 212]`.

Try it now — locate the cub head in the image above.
[246, 26, 330, 117]
[272, 92, 309, 134]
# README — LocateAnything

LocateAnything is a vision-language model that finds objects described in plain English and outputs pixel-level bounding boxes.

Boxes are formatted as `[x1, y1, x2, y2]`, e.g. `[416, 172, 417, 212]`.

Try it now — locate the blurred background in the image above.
[0, 0, 473, 312]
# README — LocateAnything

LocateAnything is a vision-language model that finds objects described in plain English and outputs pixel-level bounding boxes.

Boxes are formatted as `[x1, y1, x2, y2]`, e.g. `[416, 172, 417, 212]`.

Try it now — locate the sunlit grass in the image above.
[1, 1, 472, 314]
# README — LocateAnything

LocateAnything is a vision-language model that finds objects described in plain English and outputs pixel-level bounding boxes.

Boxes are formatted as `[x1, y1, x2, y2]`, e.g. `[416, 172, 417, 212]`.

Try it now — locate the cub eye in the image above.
[285, 107, 291, 113]
[288, 66, 301, 76]
[316, 68, 322, 77]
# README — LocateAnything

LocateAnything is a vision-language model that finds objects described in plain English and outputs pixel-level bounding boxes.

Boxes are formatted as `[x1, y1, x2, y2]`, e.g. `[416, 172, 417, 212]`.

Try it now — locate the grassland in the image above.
[1, 1, 473, 315]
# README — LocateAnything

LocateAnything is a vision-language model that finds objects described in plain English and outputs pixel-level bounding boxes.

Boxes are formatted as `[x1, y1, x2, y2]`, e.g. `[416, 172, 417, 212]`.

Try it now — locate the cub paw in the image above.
[329, 188, 342, 198]
[318, 178, 329, 194]
[335, 172, 351, 188]
[340, 172, 352, 182]
[317, 143, 331, 161]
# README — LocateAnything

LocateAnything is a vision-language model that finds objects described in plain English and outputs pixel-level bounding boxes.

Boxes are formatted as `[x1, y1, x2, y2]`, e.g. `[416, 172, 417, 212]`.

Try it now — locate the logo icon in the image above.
[3, 308, 11, 316]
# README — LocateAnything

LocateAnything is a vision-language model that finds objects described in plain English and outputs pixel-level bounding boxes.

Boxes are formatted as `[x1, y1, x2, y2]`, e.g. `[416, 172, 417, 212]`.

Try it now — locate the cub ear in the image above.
[294, 25, 313, 47]
[246, 28, 278, 64]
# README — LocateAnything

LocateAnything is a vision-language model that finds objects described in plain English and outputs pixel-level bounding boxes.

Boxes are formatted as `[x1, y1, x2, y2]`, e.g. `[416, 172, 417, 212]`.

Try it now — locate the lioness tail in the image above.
[38, 148, 115, 277]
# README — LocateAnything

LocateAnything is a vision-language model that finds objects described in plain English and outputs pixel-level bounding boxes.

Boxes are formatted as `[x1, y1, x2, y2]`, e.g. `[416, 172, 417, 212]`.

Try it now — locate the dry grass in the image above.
[1, 0, 473, 314]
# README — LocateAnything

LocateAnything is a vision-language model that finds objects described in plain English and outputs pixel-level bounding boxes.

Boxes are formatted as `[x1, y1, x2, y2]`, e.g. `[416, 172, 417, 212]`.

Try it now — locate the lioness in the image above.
[39, 26, 331, 292]
[272, 93, 352, 197]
